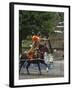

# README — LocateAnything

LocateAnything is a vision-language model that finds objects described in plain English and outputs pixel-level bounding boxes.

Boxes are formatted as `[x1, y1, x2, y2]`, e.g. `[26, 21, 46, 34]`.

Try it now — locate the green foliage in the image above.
[19, 11, 64, 39]
[19, 10, 64, 53]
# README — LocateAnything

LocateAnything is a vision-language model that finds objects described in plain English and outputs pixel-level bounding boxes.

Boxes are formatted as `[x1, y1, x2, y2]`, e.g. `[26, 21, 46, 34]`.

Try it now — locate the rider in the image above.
[32, 32, 41, 48]
[27, 48, 34, 61]
[27, 32, 41, 60]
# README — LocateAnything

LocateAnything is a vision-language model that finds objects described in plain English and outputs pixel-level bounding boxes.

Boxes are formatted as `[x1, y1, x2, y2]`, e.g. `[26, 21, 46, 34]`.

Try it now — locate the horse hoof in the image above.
[39, 72, 42, 75]
[27, 72, 30, 75]
[28, 73, 30, 75]
[46, 67, 49, 72]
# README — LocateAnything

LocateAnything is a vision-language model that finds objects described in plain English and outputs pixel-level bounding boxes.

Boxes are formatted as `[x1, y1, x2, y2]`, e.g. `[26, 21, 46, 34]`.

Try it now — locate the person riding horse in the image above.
[19, 32, 50, 74]
[32, 32, 41, 49]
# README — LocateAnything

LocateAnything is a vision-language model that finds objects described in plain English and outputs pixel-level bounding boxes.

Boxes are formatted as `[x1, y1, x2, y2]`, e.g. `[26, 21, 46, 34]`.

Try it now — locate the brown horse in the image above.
[19, 44, 49, 74]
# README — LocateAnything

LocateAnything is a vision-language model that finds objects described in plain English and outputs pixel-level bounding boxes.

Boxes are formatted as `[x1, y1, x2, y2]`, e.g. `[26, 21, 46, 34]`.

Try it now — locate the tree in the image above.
[19, 10, 64, 53]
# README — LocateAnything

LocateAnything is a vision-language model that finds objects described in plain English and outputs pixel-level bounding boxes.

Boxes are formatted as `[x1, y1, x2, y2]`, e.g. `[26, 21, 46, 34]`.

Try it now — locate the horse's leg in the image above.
[41, 60, 49, 72]
[44, 62, 49, 72]
[23, 60, 28, 68]
[26, 61, 30, 75]
[37, 62, 41, 75]
[19, 61, 25, 73]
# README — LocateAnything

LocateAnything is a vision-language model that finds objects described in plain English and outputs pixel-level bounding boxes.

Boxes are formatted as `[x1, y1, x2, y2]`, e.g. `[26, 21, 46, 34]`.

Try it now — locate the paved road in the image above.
[19, 60, 64, 79]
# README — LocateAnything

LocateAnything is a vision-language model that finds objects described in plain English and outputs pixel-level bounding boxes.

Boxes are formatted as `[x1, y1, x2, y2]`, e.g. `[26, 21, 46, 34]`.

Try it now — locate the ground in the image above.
[19, 59, 64, 79]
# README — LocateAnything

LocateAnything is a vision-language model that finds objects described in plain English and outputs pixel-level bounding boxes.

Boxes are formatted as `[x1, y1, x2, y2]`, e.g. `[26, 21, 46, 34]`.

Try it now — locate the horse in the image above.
[19, 44, 49, 75]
